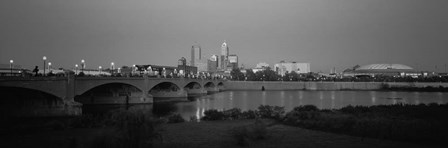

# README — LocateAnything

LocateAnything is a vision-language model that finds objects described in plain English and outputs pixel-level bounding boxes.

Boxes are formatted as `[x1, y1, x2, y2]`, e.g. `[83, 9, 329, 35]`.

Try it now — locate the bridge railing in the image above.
[0, 76, 67, 81]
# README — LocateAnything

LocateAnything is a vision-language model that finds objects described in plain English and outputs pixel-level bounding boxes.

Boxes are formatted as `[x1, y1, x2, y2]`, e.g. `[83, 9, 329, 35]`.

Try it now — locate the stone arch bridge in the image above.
[0, 76, 225, 116]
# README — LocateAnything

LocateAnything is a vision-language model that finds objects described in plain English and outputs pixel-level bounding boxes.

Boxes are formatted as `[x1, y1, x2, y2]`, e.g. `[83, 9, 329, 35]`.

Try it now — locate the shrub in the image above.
[257, 105, 285, 119]
[222, 108, 242, 120]
[292, 105, 319, 112]
[201, 109, 225, 121]
[241, 110, 259, 119]
[167, 114, 185, 123]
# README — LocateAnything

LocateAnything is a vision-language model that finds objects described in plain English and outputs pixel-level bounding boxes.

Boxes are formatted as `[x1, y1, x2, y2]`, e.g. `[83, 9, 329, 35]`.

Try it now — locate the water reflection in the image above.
[261, 91, 266, 105]
[85, 90, 448, 120]
[370, 91, 376, 105]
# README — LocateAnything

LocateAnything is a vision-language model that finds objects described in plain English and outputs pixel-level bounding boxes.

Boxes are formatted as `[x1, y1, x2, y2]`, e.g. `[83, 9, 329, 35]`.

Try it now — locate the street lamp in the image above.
[43, 56, 47, 76]
[132, 64, 136, 75]
[111, 62, 115, 74]
[81, 59, 85, 73]
[48, 62, 52, 73]
[75, 64, 78, 75]
[99, 66, 102, 75]
[9, 60, 13, 76]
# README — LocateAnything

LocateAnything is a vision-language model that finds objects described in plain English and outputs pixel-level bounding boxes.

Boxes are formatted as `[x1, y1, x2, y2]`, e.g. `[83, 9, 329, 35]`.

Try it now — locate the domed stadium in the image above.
[357, 64, 413, 70]
[343, 64, 421, 77]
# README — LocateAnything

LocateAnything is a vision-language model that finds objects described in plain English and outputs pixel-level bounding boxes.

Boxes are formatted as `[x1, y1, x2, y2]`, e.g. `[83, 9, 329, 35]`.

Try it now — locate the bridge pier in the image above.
[206, 87, 220, 94]
[185, 88, 207, 97]
[150, 89, 188, 102]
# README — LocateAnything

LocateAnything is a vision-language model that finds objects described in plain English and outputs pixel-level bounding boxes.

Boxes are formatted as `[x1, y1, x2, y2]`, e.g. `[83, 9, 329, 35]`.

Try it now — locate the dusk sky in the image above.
[1, 0, 447, 72]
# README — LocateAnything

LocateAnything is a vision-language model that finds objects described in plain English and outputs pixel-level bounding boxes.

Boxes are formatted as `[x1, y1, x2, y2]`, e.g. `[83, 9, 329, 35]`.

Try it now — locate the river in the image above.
[83, 90, 448, 120]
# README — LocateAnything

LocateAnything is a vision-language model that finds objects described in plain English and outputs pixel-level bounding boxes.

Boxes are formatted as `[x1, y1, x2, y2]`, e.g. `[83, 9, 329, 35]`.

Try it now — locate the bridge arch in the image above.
[75, 81, 144, 96]
[0, 86, 64, 117]
[149, 82, 181, 93]
[204, 82, 215, 88]
[74, 83, 144, 104]
[184, 81, 202, 89]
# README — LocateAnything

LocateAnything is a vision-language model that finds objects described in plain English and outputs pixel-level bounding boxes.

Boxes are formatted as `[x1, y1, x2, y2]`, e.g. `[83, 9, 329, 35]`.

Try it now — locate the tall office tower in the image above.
[220, 41, 229, 70]
[191, 44, 201, 66]
[221, 41, 229, 56]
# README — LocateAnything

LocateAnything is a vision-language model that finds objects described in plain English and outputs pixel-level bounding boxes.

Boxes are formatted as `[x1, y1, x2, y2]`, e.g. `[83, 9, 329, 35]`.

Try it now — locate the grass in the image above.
[200, 104, 448, 145]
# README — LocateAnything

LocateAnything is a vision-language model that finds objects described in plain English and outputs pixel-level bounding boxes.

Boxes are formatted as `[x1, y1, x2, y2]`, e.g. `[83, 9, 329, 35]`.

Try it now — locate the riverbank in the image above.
[0, 119, 438, 148]
[224, 81, 448, 91]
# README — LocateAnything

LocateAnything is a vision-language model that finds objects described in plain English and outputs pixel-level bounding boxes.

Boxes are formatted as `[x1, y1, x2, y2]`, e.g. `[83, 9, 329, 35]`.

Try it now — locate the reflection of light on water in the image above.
[414, 92, 420, 105]
[370, 91, 376, 105]
[196, 106, 200, 121]
[438, 92, 443, 104]
[201, 108, 205, 117]
[390, 91, 397, 105]
[262, 91, 266, 105]
[228, 94, 234, 109]
[299, 91, 303, 105]
[331, 91, 335, 109]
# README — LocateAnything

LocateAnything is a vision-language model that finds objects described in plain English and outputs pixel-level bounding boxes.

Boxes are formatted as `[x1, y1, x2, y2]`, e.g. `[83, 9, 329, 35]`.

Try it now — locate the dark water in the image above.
[84, 90, 448, 120]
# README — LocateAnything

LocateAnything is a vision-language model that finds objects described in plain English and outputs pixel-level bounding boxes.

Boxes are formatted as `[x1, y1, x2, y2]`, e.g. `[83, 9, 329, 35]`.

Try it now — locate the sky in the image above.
[1, 0, 448, 73]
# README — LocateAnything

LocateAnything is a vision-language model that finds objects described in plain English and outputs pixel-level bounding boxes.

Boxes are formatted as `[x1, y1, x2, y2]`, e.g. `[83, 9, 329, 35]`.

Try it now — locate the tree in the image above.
[254, 67, 279, 81]
[230, 68, 245, 81]
[245, 69, 256, 81]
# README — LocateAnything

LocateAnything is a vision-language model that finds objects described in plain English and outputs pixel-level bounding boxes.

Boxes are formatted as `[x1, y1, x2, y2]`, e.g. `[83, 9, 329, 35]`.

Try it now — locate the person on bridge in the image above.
[32, 66, 39, 77]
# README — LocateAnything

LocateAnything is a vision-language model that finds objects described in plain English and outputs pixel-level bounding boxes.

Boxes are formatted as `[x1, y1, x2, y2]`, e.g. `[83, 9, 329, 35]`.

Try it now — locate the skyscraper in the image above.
[191, 44, 201, 66]
[220, 41, 229, 70]
[221, 41, 229, 56]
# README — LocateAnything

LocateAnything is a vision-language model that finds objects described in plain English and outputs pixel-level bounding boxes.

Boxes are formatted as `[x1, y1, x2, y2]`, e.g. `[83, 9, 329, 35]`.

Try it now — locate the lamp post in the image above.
[43, 56, 47, 76]
[111, 62, 115, 75]
[99, 66, 102, 75]
[81, 59, 85, 73]
[9, 60, 13, 76]
[132, 64, 136, 75]
[75, 64, 78, 75]
[48, 62, 52, 74]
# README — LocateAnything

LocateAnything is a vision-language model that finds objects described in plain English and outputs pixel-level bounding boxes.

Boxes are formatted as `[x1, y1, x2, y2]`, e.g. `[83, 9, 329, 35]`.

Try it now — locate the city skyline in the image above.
[1, 0, 448, 72]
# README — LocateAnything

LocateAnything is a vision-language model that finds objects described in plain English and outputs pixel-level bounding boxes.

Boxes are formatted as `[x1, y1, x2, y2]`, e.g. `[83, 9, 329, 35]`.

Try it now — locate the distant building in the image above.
[342, 64, 422, 78]
[207, 55, 218, 72]
[256, 62, 269, 69]
[0, 63, 24, 76]
[221, 41, 229, 57]
[219, 41, 229, 70]
[228, 54, 238, 70]
[178, 57, 197, 76]
[274, 61, 311, 76]
[190, 44, 201, 66]
[195, 59, 208, 72]
[252, 62, 270, 73]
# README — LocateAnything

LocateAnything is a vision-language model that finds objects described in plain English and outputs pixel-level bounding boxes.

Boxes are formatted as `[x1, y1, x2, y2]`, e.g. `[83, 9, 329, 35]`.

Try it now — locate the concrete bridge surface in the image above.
[0, 75, 225, 117]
